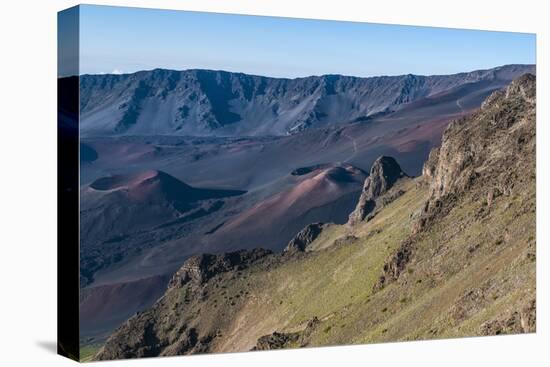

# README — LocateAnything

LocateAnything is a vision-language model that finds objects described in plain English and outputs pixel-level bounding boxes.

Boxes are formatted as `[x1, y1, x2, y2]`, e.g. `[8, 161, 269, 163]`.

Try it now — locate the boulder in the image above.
[283, 223, 327, 253]
[168, 248, 272, 288]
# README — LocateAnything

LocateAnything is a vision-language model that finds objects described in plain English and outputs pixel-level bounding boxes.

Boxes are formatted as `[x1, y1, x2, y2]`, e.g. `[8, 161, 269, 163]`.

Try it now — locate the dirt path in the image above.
[341, 130, 358, 163]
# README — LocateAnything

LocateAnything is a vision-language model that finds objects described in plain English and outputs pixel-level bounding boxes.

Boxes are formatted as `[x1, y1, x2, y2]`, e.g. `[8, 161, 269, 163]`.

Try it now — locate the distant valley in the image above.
[75, 65, 535, 350]
[95, 74, 537, 359]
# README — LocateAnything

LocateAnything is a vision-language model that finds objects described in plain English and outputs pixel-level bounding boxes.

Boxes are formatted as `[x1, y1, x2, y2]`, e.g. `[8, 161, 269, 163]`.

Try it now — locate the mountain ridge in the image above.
[79, 64, 534, 137]
[94, 74, 536, 360]
[81, 63, 532, 81]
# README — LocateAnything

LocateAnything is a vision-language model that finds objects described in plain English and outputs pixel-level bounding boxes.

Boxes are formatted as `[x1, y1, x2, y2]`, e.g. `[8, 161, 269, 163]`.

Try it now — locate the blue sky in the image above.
[67, 4, 535, 78]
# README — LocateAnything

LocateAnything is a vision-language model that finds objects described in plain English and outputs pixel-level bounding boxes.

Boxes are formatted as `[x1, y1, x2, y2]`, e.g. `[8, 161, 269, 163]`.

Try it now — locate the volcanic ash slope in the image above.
[95, 74, 536, 360]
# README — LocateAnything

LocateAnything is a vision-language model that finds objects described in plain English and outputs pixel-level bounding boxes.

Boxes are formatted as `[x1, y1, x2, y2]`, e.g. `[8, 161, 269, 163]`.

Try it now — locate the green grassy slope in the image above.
[94, 74, 535, 360]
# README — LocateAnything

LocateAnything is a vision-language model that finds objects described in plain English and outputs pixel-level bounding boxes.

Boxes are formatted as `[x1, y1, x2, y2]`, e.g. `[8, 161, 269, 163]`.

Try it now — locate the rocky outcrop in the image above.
[479, 298, 536, 335]
[168, 248, 272, 288]
[373, 237, 414, 291]
[283, 223, 328, 253]
[96, 248, 273, 360]
[415, 73, 536, 232]
[252, 317, 320, 350]
[95, 317, 211, 360]
[348, 156, 408, 225]
[377, 73, 536, 291]
[94, 74, 536, 361]
[252, 331, 301, 351]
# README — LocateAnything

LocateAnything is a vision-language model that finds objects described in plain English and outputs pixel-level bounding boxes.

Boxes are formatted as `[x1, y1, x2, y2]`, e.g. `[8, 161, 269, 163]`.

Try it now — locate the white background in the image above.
[0, 0, 548, 365]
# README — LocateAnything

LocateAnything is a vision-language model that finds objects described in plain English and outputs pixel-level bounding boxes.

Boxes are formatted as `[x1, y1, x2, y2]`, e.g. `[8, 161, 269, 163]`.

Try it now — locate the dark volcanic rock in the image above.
[377, 74, 537, 292]
[252, 332, 301, 351]
[168, 248, 272, 288]
[252, 317, 320, 350]
[373, 237, 414, 291]
[96, 248, 273, 360]
[348, 156, 408, 225]
[93, 74, 536, 361]
[283, 223, 328, 253]
[415, 73, 536, 233]
[96, 319, 202, 360]
[479, 298, 536, 335]
[79, 170, 246, 287]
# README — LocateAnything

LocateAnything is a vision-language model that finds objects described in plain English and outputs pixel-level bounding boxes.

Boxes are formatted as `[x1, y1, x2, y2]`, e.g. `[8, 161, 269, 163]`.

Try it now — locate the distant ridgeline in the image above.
[94, 74, 536, 360]
[78, 64, 534, 137]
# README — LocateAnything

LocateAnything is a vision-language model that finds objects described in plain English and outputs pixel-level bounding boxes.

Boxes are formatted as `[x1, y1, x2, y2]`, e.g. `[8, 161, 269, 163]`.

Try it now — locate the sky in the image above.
[60, 4, 536, 78]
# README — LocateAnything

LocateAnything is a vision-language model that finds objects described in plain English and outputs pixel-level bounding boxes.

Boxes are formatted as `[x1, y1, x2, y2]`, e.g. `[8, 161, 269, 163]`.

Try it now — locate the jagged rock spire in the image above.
[348, 156, 407, 225]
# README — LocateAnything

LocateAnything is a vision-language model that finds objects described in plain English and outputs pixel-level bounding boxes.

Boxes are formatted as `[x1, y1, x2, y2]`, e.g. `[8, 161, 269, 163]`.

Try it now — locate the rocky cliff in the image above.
[416, 73, 536, 232]
[167, 249, 273, 289]
[348, 156, 408, 225]
[283, 223, 329, 253]
[93, 74, 535, 361]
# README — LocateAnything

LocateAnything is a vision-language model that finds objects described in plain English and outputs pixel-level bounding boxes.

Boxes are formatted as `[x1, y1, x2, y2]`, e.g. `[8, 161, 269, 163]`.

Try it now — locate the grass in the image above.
[194, 179, 427, 350]
[348, 179, 536, 345]
[209, 174, 534, 350]
[261, 180, 421, 323]
[108, 173, 535, 354]
[150, 179, 424, 351]
[79, 343, 103, 362]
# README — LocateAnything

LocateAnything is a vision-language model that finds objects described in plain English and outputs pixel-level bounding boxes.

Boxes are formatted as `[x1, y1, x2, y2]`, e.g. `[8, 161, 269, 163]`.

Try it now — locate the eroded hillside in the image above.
[79, 65, 533, 137]
[94, 74, 536, 360]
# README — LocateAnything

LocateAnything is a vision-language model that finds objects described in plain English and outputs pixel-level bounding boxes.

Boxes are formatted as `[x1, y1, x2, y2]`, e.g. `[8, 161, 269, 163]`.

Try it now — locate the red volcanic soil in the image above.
[88, 169, 245, 204]
[89, 169, 161, 190]
[206, 164, 366, 251]
[80, 170, 246, 255]
[76, 73, 517, 341]
[89, 170, 169, 200]
[89, 169, 193, 202]
[80, 275, 170, 338]
[386, 118, 455, 153]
